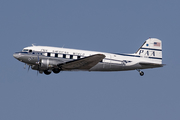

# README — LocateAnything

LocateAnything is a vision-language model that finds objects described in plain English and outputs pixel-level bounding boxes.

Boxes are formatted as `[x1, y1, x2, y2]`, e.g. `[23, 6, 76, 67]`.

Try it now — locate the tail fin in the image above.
[135, 38, 162, 64]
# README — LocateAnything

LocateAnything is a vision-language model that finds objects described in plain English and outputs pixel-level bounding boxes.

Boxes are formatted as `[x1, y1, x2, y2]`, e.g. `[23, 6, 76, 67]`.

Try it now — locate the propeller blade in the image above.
[36, 53, 41, 76]
[38, 54, 39, 63]
[24, 64, 26, 69]
[27, 65, 30, 72]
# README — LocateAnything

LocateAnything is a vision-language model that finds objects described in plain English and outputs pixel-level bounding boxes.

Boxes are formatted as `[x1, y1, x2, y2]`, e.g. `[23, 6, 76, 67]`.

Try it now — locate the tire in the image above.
[44, 70, 51, 75]
[53, 68, 61, 74]
[140, 71, 144, 76]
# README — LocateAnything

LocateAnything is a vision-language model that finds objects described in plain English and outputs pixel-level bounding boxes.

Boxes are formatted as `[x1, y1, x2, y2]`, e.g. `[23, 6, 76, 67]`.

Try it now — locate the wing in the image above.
[58, 54, 105, 70]
[139, 62, 165, 68]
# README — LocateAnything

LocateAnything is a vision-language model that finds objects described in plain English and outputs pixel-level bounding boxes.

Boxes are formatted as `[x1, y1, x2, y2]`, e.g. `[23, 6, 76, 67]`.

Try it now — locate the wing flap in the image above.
[58, 54, 105, 70]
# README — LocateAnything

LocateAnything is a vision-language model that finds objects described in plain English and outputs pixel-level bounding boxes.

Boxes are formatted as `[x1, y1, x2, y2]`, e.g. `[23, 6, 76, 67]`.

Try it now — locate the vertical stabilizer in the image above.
[135, 38, 162, 64]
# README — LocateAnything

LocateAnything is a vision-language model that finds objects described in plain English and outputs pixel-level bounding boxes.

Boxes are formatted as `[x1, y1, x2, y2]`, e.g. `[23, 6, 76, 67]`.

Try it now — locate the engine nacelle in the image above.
[40, 59, 63, 69]
[31, 59, 63, 70]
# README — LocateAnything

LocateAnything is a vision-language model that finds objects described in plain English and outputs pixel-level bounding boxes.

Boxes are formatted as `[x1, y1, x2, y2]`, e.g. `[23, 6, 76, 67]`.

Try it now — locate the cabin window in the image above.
[63, 54, 66, 58]
[29, 50, 32, 52]
[70, 55, 73, 59]
[58, 54, 63, 58]
[55, 53, 58, 57]
[47, 53, 51, 57]
[77, 56, 81, 59]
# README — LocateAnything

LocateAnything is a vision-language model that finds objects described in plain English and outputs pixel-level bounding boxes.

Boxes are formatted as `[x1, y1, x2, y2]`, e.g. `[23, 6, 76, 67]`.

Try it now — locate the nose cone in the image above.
[13, 52, 21, 60]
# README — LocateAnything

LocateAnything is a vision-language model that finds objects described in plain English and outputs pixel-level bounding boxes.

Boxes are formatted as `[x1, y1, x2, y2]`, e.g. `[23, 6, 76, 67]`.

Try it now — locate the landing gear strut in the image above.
[136, 69, 144, 76]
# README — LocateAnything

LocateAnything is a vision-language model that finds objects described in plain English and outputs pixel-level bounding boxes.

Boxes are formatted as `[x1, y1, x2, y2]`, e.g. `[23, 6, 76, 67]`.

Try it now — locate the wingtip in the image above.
[98, 54, 106, 58]
[162, 64, 166, 66]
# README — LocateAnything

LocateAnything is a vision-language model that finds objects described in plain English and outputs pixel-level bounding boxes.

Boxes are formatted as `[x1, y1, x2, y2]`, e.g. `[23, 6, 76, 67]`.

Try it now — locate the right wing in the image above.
[58, 54, 105, 70]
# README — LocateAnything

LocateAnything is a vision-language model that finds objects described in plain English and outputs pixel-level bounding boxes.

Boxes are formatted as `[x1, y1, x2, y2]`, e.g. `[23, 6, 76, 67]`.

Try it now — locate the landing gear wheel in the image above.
[136, 69, 144, 76]
[44, 70, 51, 75]
[140, 71, 144, 76]
[53, 68, 61, 74]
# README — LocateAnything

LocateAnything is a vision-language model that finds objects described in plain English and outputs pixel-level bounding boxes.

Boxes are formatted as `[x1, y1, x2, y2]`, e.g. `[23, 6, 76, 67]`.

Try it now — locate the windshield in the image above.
[22, 49, 29, 52]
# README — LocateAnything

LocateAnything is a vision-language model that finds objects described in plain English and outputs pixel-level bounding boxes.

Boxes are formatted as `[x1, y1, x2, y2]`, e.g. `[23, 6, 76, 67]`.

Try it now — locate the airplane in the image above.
[13, 38, 164, 76]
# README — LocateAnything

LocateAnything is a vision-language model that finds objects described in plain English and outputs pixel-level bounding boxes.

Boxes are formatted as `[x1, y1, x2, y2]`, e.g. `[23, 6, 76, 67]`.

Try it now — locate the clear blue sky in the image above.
[0, 0, 179, 120]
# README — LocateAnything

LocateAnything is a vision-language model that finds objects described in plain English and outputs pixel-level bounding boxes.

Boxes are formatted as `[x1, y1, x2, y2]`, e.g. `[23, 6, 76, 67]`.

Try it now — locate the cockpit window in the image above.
[29, 50, 32, 52]
[22, 49, 29, 52]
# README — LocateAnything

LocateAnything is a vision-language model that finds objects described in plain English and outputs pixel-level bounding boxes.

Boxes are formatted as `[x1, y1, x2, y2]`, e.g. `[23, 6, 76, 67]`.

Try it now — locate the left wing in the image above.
[58, 54, 105, 70]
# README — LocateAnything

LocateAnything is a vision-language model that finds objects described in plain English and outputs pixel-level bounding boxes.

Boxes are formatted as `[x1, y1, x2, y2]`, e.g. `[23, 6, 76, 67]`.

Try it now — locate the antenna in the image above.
[32, 43, 36, 46]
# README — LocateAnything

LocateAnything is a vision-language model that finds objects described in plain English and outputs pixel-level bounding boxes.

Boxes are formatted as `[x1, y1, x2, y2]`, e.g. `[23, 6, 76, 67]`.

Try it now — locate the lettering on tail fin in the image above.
[145, 51, 149, 56]
[152, 51, 155, 56]
[139, 50, 156, 57]
[135, 38, 162, 64]
[139, 50, 144, 55]
[136, 38, 162, 59]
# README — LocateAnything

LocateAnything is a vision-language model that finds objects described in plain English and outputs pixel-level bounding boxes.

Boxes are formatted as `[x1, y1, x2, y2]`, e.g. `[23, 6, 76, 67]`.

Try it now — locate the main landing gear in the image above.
[44, 68, 61, 75]
[53, 68, 61, 74]
[44, 70, 51, 75]
[136, 69, 144, 76]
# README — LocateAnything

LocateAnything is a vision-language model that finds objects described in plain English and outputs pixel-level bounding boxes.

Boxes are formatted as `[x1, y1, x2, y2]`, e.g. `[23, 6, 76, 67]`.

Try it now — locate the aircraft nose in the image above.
[13, 53, 21, 59]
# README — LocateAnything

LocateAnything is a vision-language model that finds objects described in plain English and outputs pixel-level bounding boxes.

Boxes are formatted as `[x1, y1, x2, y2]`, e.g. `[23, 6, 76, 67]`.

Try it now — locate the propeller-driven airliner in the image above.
[13, 38, 164, 76]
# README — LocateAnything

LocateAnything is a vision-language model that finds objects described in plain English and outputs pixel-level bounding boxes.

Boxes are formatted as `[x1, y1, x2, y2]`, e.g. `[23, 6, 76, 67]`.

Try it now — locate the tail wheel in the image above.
[140, 71, 144, 76]
[44, 70, 51, 75]
[136, 69, 144, 76]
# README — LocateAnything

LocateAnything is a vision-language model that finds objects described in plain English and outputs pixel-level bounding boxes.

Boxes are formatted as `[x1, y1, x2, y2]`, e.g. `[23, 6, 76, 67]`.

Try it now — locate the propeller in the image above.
[36, 53, 41, 76]
[24, 63, 31, 73]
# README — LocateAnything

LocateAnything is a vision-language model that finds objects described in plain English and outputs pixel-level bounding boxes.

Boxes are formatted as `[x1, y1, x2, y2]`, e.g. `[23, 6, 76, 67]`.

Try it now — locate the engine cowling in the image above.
[40, 59, 63, 69]
[31, 59, 63, 70]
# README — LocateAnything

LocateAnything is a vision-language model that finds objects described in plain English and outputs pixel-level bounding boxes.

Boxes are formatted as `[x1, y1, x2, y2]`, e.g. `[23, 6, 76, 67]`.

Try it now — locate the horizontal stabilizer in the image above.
[139, 62, 165, 68]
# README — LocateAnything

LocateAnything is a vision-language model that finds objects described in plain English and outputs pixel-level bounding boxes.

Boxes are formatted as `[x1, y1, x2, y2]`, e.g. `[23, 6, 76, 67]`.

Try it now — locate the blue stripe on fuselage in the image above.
[113, 53, 162, 60]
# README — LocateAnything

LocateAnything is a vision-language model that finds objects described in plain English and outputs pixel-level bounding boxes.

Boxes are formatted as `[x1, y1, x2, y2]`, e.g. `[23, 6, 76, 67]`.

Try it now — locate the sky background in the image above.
[0, 0, 179, 120]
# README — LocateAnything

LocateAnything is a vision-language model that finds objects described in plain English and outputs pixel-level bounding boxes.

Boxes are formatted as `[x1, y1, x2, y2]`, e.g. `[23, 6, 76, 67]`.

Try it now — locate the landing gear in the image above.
[53, 68, 61, 74]
[43, 67, 61, 75]
[44, 70, 51, 75]
[139, 71, 144, 76]
[136, 69, 144, 76]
